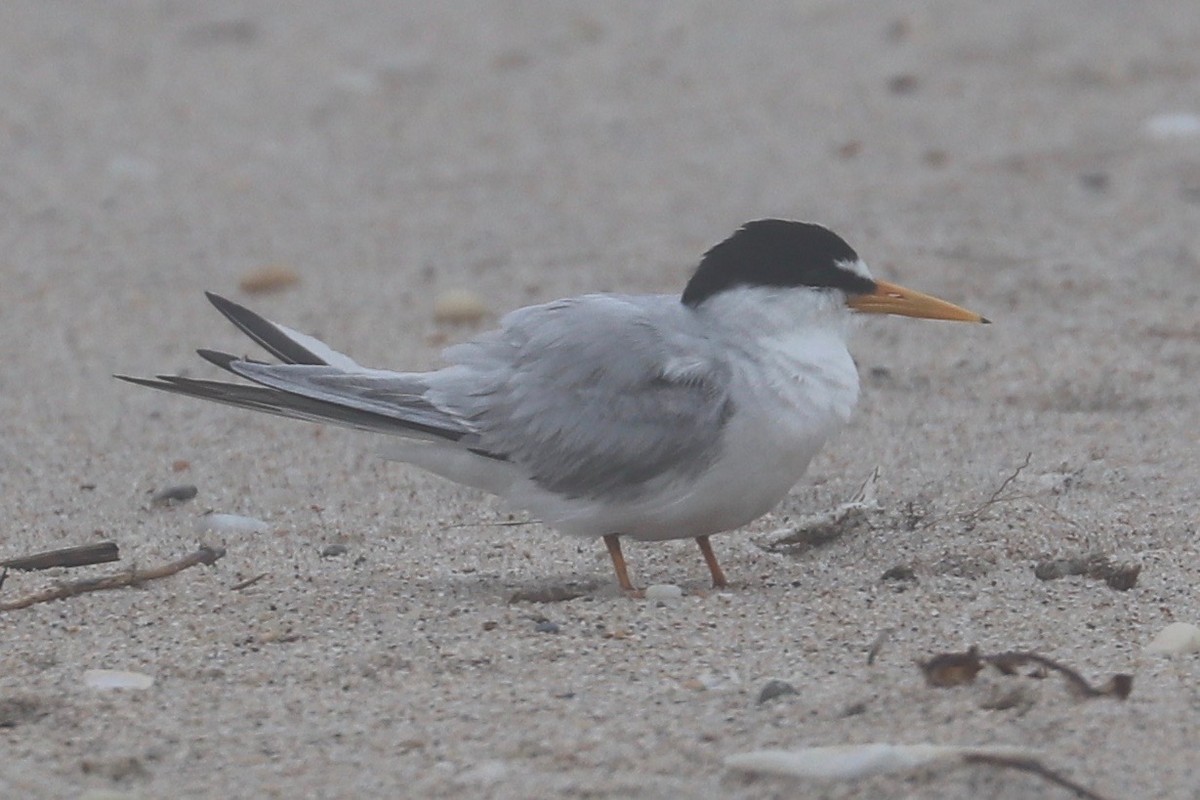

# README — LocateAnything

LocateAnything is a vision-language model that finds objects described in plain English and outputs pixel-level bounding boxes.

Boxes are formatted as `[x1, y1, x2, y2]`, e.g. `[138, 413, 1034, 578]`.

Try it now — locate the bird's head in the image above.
[681, 219, 988, 323]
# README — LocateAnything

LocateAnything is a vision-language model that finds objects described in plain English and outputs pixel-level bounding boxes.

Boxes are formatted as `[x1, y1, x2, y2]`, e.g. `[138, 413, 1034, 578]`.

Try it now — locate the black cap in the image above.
[682, 220, 876, 307]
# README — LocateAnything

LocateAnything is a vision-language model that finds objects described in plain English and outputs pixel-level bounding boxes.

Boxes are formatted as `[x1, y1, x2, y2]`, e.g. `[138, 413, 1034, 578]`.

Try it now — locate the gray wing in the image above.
[426, 295, 734, 501]
[120, 293, 734, 503]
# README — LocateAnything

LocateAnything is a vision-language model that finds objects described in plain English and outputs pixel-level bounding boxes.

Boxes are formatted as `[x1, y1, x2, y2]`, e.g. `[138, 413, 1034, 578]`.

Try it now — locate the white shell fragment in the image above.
[644, 583, 683, 603]
[83, 669, 155, 691]
[1144, 113, 1200, 140]
[726, 743, 1032, 782]
[433, 289, 489, 324]
[1144, 622, 1200, 655]
[196, 513, 269, 534]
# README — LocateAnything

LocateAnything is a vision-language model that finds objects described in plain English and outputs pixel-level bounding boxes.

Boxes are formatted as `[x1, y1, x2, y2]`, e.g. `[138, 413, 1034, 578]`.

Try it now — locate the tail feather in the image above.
[117, 293, 489, 451]
[197, 348, 269, 373]
[116, 373, 474, 443]
[205, 292, 329, 365]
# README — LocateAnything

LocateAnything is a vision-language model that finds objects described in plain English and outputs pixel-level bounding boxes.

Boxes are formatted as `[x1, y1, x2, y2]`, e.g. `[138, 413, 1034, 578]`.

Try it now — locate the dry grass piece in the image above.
[230, 572, 270, 591]
[958, 452, 1032, 524]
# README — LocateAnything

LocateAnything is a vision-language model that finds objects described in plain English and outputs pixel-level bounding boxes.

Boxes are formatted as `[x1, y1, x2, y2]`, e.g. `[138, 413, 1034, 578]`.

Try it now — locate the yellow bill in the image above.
[847, 279, 989, 323]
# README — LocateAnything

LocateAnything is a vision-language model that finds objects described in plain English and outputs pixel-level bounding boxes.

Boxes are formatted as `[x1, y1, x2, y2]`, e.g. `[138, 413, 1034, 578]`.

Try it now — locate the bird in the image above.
[119, 220, 986, 593]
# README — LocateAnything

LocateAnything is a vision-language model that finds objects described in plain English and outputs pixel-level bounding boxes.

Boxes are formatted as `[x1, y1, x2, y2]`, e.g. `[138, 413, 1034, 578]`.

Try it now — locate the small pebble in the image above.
[836, 140, 862, 159]
[757, 679, 798, 704]
[534, 620, 560, 634]
[1033, 552, 1138, 590]
[881, 565, 916, 582]
[1145, 622, 1200, 655]
[433, 289, 489, 324]
[839, 700, 868, 717]
[978, 683, 1036, 712]
[1034, 557, 1081, 580]
[239, 264, 300, 294]
[887, 74, 919, 94]
[922, 149, 949, 168]
[151, 484, 198, 507]
[644, 583, 683, 604]
[196, 513, 269, 534]
[884, 18, 911, 42]
[867, 365, 893, 383]
[1102, 563, 1140, 591]
[83, 669, 154, 691]
[321, 544, 348, 558]
[0, 697, 42, 728]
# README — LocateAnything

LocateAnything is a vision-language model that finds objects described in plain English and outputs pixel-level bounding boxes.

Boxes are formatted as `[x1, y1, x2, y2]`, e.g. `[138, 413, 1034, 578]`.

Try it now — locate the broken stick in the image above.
[1, 542, 120, 571]
[0, 546, 225, 612]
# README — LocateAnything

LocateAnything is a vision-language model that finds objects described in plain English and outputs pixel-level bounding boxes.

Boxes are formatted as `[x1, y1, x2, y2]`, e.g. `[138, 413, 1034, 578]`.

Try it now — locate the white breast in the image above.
[622, 325, 858, 540]
[514, 289, 861, 541]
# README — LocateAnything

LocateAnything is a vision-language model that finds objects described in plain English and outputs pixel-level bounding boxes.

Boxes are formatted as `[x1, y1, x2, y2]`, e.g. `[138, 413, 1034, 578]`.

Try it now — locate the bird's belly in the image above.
[623, 415, 831, 540]
[530, 406, 837, 541]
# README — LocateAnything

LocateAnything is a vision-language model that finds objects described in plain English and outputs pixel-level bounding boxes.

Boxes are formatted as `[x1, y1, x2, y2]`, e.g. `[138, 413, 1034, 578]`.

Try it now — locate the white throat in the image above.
[697, 283, 862, 428]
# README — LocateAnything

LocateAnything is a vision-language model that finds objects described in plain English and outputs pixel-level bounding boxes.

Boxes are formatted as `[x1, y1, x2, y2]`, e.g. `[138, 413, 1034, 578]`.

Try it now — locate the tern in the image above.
[120, 220, 986, 592]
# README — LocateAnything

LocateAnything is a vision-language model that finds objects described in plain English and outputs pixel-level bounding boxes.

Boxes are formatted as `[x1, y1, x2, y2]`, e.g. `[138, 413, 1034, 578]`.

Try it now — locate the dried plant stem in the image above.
[959, 452, 1033, 523]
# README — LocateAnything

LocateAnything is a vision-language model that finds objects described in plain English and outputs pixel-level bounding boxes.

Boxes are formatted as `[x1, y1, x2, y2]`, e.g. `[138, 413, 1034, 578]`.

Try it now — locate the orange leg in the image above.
[603, 534, 637, 593]
[695, 535, 727, 589]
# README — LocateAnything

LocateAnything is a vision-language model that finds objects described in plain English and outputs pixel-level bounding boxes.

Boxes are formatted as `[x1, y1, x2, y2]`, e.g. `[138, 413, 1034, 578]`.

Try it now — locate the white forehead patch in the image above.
[837, 259, 874, 282]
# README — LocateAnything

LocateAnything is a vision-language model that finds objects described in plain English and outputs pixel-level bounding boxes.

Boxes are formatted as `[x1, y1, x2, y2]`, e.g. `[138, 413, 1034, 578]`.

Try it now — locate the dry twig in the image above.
[1, 542, 120, 571]
[986, 651, 1132, 700]
[728, 743, 1113, 800]
[919, 646, 1132, 700]
[0, 546, 225, 612]
[961, 751, 1111, 800]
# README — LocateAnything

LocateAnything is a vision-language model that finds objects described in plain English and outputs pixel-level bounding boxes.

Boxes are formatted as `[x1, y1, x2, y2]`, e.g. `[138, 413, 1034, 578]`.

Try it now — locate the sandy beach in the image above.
[2, 2, 1198, 798]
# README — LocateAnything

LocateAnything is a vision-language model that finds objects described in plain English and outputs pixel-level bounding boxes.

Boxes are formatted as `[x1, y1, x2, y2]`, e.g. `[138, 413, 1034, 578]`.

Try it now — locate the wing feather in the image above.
[429, 295, 732, 501]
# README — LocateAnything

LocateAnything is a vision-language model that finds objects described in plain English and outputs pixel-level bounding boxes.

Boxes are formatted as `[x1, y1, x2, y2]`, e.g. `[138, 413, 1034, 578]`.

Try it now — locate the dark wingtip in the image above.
[205, 291, 244, 318]
[202, 290, 327, 366]
[197, 349, 239, 370]
[114, 374, 168, 388]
